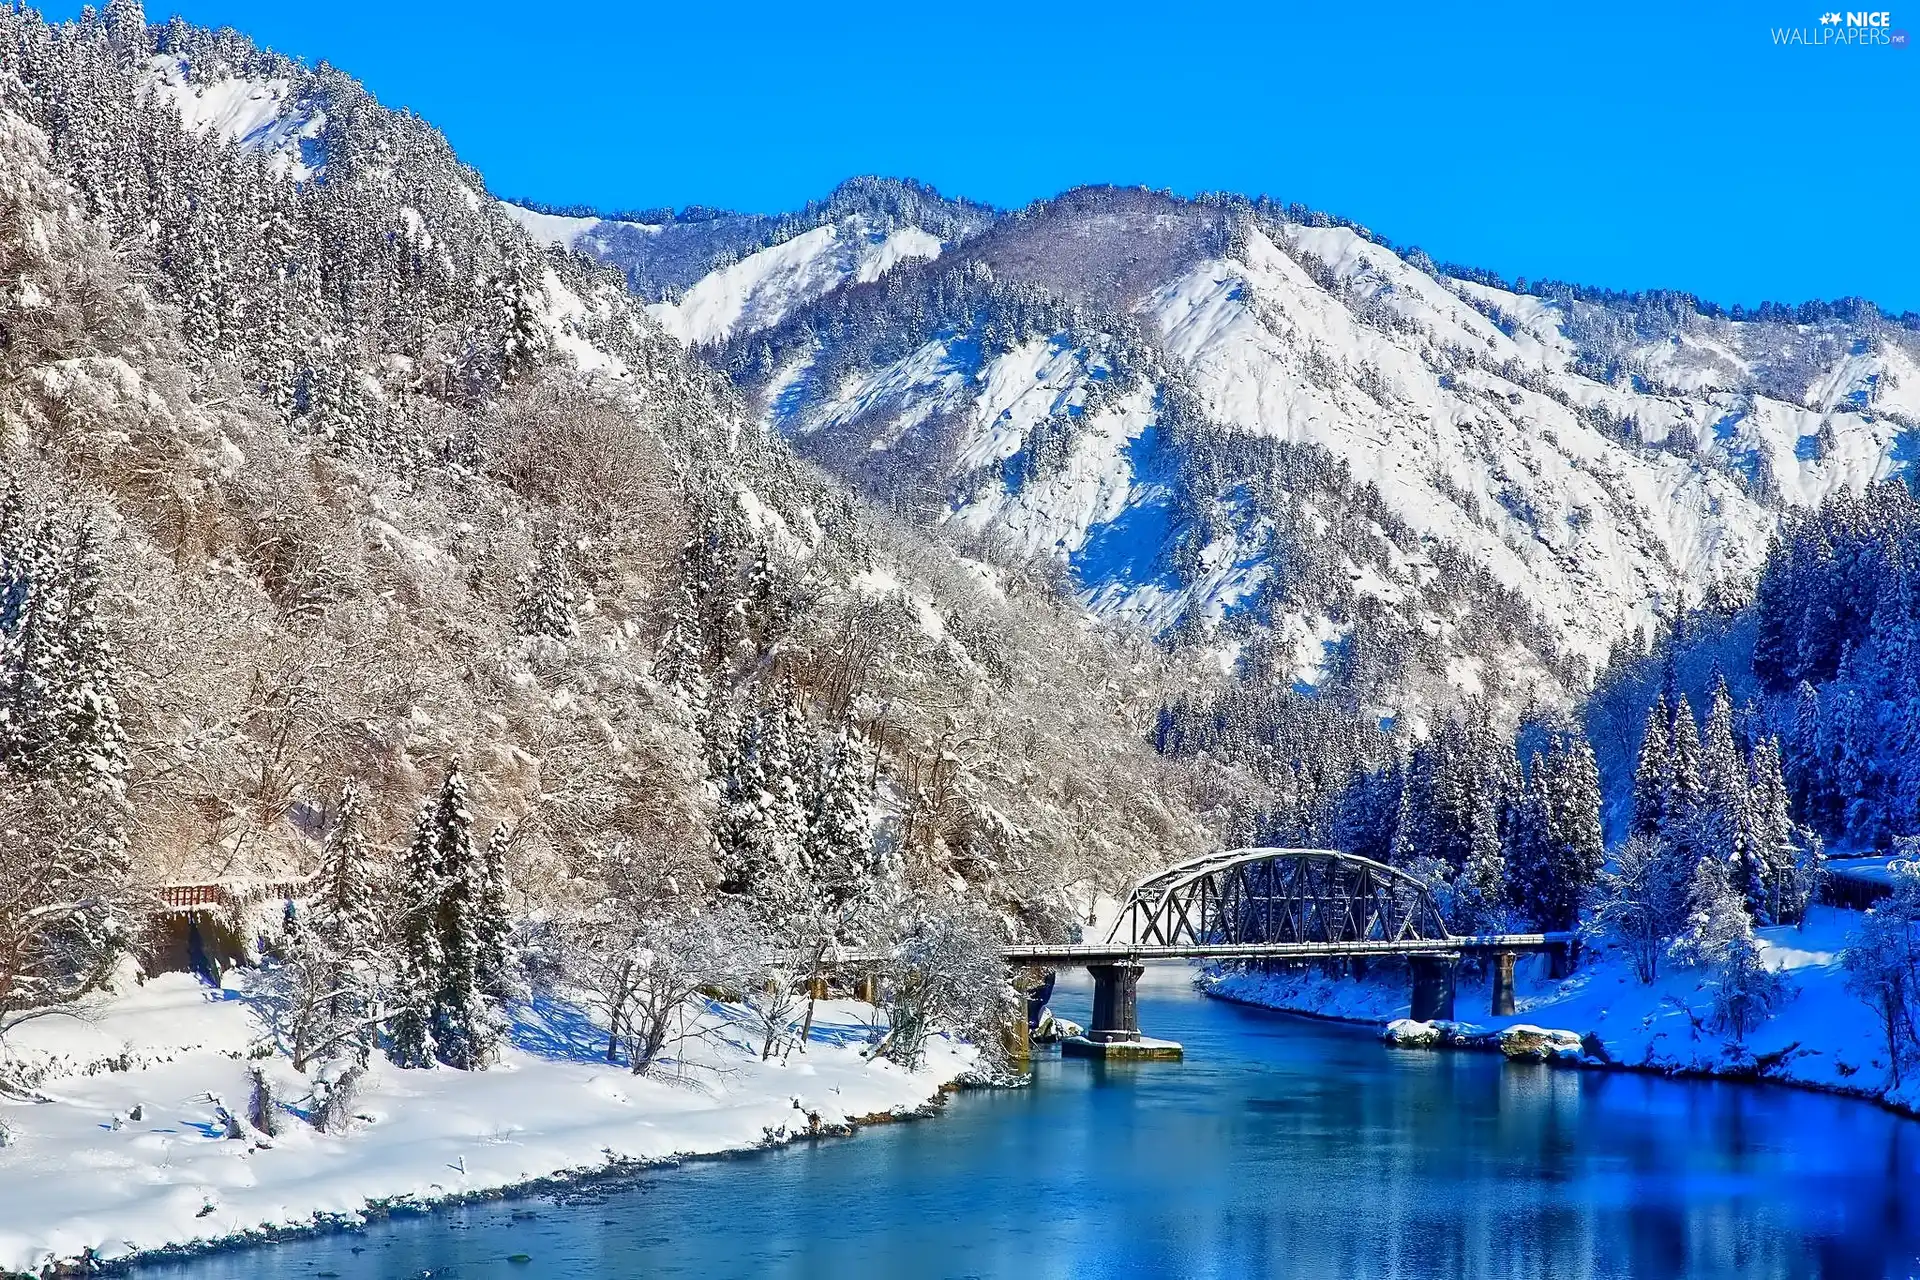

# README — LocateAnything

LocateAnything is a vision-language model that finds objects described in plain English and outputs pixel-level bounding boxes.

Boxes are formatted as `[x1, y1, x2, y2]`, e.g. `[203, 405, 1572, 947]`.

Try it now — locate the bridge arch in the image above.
[1106, 847, 1450, 950]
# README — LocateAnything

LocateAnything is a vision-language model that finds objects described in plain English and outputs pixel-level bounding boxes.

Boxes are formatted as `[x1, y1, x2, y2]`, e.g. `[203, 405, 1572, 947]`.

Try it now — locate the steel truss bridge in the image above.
[1015, 848, 1570, 1042]
[833, 848, 1570, 1044]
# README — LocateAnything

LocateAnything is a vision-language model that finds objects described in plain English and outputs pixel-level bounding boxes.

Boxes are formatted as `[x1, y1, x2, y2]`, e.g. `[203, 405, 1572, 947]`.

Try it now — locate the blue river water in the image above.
[132, 969, 1920, 1280]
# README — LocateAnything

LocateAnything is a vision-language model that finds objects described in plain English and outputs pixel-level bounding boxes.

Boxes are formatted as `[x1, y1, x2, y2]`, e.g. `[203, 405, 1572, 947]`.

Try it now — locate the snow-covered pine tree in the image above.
[495, 247, 549, 388]
[680, 508, 750, 668]
[744, 539, 790, 658]
[762, 680, 812, 869]
[514, 535, 577, 639]
[1390, 745, 1435, 868]
[46, 521, 128, 816]
[1330, 762, 1401, 866]
[1630, 697, 1671, 841]
[1672, 854, 1751, 972]
[423, 762, 496, 1070]
[653, 582, 711, 721]
[1672, 853, 1787, 1037]
[1789, 681, 1831, 831]
[386, 806, 444, 1069]
[0, 504, 135, 1034]
[386, 762, 502, 1070]
[1502, 750, 1552, 927]
[1833, 686, 1883, 846]
[715, 685, 814, 937]
[1697, 675, 1756, 910]
[1545, 731, 1605, 929]
[1666, 696, 1704, 847]
[1747, 737, 1812, 925]
[299, 781, 383, 1064]
[0, 516, 66, 767]
[1455, 724, 1508, 933]
[476, 821, 512, 1002]
[804, 726, 887, 940]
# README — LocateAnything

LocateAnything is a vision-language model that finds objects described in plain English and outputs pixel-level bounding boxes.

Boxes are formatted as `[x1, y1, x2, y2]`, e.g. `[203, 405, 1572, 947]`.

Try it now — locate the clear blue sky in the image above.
[58, 0, 1920, 312]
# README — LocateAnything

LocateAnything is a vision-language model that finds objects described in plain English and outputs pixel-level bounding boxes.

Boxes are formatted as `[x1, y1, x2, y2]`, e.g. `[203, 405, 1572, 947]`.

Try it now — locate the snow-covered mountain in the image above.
[558, 184, 1919, 723]
[501, 178, 994, 347]
[63, 1, 1920, 738]
[0, 5, 1216, 907]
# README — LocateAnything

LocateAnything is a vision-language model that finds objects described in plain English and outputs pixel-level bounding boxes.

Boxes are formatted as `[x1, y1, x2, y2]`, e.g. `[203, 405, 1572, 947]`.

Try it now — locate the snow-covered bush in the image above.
[245, 1066, 278, 1137]
[313, 1064, 364, 1134]
[1594, 835, 1692, 983]
[1669, 856, 1751, 971]
[869, 897, 1016, 1072]
[1709, 937, 1789, 1040]
[1671, 856, 1788, 1040]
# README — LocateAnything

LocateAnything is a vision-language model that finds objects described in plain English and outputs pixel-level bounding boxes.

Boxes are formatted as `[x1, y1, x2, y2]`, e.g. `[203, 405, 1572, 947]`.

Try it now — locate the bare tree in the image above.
[867, 896, 1014, 1071]
[0, 782, 141, 1048]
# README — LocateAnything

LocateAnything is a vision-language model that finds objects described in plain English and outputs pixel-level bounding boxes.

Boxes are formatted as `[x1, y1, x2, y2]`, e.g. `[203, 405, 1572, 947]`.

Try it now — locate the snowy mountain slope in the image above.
[1147, 221, 1901, 661]
[502, 177, 996, 342]
[696, 188, 1920, 718]
[141, 52, 325, 180]
[649, 217, 944, 347]
[499, 201, 619, 249]
[504, 202, 945, 346]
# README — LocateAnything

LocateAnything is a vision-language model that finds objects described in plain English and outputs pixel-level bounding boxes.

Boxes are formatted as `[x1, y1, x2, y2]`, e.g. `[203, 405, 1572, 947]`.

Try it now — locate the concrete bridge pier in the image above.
[1490, 951, 1516, 1017]
[1409, 953, 1459, 1022]
[1063, 962, 1182, 1061]
[1088, 962, 1143, 1042]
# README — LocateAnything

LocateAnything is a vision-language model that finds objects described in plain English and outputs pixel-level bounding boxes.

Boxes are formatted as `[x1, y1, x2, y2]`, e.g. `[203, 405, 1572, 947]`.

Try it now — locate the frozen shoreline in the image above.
[1201, 906, 1920, 1120]
[0, 975, 976, 1277]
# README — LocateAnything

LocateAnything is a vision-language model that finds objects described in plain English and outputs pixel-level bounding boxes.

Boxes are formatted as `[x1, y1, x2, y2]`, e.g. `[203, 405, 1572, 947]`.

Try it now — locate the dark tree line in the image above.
[1155, 684, 1603, 935]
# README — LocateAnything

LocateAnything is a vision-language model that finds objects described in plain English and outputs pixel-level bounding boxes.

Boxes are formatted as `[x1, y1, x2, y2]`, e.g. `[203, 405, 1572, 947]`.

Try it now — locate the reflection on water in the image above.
[135, 968, 1920, 1280]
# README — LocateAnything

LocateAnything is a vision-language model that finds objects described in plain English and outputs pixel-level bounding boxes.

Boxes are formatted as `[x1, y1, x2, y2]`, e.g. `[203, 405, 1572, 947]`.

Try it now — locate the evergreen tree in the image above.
[1455, 734, 1508, 933]
[1666, 695, 1704, 846]
[386, 807, 444, 1069]
[495, 247, 548, 387]
[1506, 733, 1602, 933]
[476, 821, 513, 1002]
[1630, 697, 1671, 840]
[715, 689, 810, 933]
[302, 781, 382, 1063]
[1390, 745, 1436, 868]
[1789, 681, 1831, 830]
[426, 763, 494, 1070]
[388, 763, 498, 1070]
[654, 582, 710, 719]
[514, 535, 576, 639]
[1747, 737, 1812, 925]
[1331, 763, 1401, 867]
[1503, 751, 1553, 926]
[804, 726, 890, 941]
[1696, 675, 1755, 904]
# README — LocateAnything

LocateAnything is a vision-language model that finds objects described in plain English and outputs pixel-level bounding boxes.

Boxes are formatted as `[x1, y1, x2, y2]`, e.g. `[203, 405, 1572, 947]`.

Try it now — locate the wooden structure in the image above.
[145, 876, 311, 980]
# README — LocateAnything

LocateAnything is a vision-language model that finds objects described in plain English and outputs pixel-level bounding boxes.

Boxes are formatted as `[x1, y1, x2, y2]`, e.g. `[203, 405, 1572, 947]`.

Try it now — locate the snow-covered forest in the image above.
[0, 0, 1219, 1108]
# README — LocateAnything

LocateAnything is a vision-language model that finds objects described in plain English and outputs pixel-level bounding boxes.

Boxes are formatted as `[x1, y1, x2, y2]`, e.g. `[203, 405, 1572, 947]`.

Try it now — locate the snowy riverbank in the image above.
[1205, 906, 1920, 1114]
[0, 974, 974, 1276]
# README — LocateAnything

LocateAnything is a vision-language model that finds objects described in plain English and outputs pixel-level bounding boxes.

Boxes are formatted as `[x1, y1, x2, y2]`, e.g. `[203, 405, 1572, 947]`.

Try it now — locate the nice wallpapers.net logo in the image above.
[1773, 9, 1909, 45]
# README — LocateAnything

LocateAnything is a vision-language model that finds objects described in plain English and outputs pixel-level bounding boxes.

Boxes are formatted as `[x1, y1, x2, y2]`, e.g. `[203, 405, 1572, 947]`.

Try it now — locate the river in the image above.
[132, 968, 1920, 1279]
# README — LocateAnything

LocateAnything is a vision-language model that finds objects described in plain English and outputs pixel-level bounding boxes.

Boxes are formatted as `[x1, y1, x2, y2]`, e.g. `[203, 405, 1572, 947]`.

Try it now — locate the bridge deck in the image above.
[830, 933, 1573, 968]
